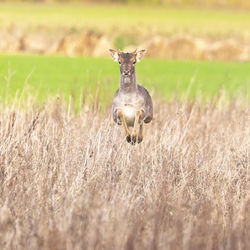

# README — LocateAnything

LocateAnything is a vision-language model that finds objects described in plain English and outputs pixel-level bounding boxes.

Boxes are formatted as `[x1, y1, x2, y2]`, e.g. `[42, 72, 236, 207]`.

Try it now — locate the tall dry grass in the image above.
[0, 98, 249, 250]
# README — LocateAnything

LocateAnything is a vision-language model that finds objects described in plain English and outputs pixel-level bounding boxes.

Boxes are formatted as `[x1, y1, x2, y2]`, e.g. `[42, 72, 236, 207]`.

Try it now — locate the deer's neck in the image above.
[119, 73, 137, 94]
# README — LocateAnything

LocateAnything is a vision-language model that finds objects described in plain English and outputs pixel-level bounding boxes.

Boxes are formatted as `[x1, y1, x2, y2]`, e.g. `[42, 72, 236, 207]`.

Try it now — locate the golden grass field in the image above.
[0, 98, 249, 250]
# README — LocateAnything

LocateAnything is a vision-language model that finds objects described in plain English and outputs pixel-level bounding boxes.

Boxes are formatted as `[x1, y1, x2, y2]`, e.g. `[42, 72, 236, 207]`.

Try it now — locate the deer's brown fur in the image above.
[109, 49, 153, 144]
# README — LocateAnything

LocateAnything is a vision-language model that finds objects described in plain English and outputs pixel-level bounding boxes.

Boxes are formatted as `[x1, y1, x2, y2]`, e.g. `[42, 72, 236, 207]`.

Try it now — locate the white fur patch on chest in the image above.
[122, 104, 136, 127]
[123, 105, 135, 118]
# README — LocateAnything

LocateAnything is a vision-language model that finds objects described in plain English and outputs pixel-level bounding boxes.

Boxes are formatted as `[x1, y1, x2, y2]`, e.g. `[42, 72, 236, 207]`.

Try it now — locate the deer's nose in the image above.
[123, 70, 130, 75]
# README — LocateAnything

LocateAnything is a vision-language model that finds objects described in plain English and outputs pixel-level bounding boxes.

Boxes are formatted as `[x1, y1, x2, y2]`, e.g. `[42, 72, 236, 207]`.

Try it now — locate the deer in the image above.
[108, 49, 153, 145]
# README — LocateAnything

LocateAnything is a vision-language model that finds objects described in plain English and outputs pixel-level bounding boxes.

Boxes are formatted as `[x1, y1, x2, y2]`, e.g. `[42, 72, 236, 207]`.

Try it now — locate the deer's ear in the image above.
[136, 49, 146, 62]
[109, 49, 119, 62]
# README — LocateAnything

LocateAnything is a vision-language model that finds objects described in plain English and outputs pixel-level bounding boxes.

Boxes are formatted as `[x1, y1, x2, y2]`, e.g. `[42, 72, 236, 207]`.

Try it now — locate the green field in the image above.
[0, 54, 249, 108]
[1, 3, 250, 40]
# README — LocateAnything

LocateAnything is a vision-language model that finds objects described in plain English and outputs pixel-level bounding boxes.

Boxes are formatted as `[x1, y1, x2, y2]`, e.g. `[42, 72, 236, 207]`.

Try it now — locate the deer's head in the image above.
[109, 49, 146, 76]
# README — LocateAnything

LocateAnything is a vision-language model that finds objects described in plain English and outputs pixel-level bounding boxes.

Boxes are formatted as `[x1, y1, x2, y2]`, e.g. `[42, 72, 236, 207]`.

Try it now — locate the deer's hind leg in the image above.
[117, 109, 131, 142]
[137, 123, 143, 144]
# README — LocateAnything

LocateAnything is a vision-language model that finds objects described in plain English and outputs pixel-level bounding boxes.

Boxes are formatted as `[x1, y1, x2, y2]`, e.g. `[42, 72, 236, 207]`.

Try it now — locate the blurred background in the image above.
[0, 0, 250, 60]
[1, 0, 250, 7]
[0, 0, 249, 109]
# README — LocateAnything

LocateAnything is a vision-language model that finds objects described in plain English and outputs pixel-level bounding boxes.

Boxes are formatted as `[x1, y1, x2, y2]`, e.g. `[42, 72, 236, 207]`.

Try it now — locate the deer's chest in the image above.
[118, 94, 142, 127]
[122, 104, 136, 126]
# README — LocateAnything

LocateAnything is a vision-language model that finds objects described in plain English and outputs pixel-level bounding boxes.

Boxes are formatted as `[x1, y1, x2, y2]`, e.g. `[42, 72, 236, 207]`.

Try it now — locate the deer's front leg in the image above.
[131, 110, 142, 144]
[117, 109, 131, 141]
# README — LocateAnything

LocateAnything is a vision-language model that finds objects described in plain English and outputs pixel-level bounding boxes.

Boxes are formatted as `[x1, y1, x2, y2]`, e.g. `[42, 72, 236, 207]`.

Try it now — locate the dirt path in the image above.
[1, 28, 250, 61]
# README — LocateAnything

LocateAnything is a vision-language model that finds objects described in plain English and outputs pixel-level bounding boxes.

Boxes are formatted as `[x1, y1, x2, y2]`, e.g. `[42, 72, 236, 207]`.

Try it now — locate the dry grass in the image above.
[0, 99, 249, 250]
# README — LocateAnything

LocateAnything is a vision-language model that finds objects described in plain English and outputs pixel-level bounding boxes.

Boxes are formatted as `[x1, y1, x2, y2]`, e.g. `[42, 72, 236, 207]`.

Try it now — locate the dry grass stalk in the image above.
[0, 100, 249, 250]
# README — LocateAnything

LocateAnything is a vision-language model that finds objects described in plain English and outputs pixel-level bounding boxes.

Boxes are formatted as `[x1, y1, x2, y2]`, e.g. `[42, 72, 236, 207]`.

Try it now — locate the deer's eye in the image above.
[118, 61, 121, 64]
[133, 60, 136, 64]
